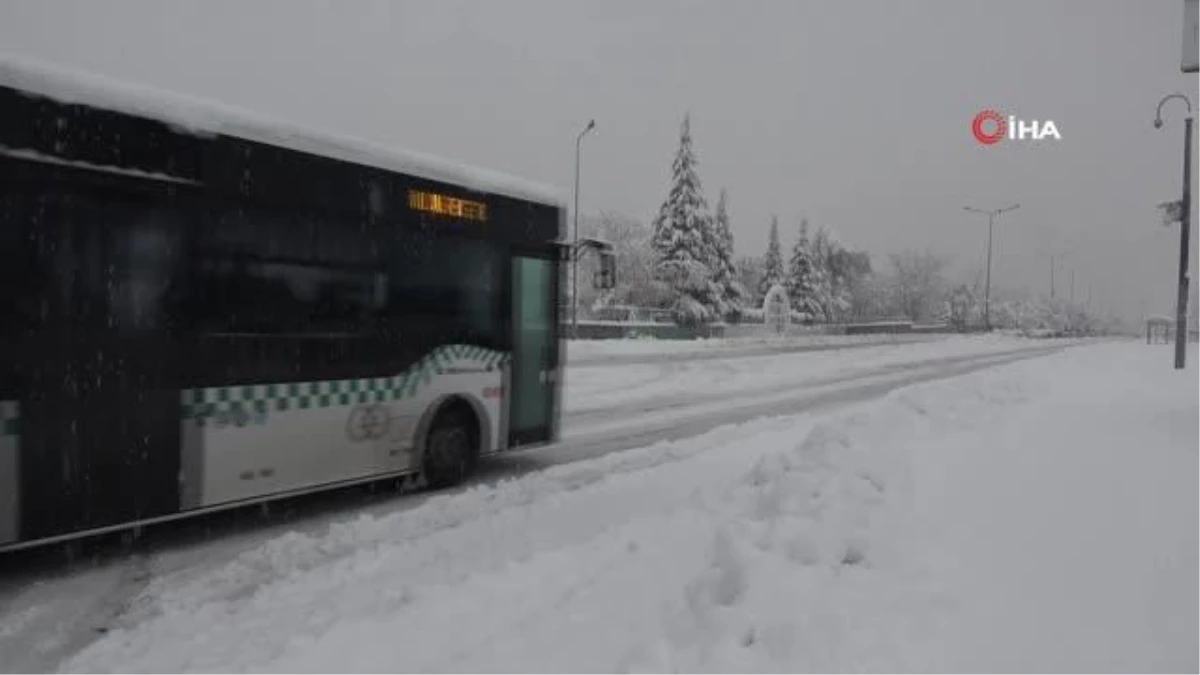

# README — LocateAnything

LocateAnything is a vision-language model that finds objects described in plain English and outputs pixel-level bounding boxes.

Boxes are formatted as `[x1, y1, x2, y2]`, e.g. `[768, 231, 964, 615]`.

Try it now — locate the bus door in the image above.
[17, 191, 182, 540]
[508, 254, 560, 447]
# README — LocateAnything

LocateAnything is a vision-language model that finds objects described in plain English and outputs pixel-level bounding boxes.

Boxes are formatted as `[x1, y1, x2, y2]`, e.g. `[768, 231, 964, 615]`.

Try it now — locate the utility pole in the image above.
[1049, 250, 1072, 302]
[1154, 93, 1193, 369]
[964, 204, 1020, 329]
[1050, 256, 1055, 300]
[1177, 116, 1193, 366]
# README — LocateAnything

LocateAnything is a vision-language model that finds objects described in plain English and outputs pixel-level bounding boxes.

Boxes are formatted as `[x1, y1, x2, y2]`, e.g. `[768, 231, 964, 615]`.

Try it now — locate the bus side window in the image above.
[191, 206, 381, 336]
[388, 231, 502, 348]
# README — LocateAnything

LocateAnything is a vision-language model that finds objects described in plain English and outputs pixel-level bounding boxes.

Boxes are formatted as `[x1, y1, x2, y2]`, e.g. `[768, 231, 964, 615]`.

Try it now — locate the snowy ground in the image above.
[564, 333, 1062, 422]
[17, 340, 1192, 673]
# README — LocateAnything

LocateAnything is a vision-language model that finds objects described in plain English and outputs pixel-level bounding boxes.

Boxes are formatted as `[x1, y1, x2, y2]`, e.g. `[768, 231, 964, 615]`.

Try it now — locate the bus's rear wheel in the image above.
[422, 403, 479, 489]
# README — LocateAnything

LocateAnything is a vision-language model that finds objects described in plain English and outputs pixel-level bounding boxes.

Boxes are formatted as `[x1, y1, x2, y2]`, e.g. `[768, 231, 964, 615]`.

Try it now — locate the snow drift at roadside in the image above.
[620, 363, 1031, 673]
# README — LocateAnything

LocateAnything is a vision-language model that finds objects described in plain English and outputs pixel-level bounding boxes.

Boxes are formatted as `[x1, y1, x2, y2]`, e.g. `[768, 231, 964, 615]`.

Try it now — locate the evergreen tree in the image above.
[651, 114, 720, 325]
[711, 189, 748, 320]
[758, 216, 785, 301]
[787, 218, 824, 321]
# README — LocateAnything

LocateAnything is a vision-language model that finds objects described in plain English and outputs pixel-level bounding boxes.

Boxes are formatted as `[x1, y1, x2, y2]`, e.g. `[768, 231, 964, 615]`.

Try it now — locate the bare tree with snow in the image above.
[576, 211, 670, 313]
[736, 255, 764, 309]
[888, 249, 948, 322]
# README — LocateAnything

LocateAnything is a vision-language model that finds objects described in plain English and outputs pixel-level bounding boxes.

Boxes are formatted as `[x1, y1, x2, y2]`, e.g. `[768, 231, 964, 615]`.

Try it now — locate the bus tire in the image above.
[422, 402, 479, 489]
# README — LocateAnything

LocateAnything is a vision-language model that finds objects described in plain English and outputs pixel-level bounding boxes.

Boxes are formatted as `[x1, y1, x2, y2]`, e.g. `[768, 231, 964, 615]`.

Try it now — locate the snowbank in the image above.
[617, 366, 1024, 673]
[60, 415, 826, 673]
[629, 342, 1197, 673]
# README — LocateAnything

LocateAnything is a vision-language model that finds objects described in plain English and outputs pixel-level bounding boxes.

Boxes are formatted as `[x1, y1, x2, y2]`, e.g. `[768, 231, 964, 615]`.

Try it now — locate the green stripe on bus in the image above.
[180, 345, 509, 420]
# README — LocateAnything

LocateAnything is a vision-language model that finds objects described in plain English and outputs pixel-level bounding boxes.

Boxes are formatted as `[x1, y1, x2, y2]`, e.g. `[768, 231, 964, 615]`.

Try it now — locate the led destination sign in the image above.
[408, 189, 487, 222]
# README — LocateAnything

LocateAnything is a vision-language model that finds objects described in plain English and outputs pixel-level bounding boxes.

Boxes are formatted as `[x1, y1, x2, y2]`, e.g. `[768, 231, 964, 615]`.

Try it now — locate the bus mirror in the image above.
[593, 252, 617, 290]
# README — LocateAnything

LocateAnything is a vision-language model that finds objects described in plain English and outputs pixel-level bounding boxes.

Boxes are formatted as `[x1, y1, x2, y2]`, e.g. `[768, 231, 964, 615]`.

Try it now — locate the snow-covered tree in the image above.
[758, 217, 785, 301]
[948, 284, 974, 331]
[576, 211, 671, 313]
[711, 189, 748, 321]
[839, 250, 876, 320]
[786, 219, 824, 321]
[736, 255, 764, 308]
[852, 271, 892, 320]
[888, 250, 947, 322]
[651, 114, 721, 325]
[809, 225, 844, 322]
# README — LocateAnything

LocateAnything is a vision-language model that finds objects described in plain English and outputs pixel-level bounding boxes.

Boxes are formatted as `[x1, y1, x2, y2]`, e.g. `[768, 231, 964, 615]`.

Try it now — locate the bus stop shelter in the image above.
[1147, 314, 1200, 341]
[1142, 317, 1171, 343]
[1146, 316, 1173, 344]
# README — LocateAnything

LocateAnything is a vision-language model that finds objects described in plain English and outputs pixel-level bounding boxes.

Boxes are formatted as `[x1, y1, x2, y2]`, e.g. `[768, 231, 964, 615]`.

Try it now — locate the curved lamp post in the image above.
[1154, 93, 1193, 369]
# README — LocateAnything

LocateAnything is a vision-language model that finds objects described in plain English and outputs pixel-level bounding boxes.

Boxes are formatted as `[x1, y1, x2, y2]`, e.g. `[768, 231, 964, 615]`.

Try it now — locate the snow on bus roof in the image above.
[0, 55, 565, 207]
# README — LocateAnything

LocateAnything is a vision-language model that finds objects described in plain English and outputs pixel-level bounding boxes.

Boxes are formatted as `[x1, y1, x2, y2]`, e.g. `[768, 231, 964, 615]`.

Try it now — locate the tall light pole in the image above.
[571, 119, 596, 338]
[964, 203, 1020, 330]
[1154, 93, 1193, 369]
[1049, 254, 1056, 300]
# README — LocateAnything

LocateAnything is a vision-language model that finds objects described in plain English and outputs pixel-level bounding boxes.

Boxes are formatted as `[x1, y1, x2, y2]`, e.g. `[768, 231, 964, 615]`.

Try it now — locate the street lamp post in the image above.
[964, 204, 1021, 330]
[571, 119, 596, 339]
[1154, 93, 1193, 370]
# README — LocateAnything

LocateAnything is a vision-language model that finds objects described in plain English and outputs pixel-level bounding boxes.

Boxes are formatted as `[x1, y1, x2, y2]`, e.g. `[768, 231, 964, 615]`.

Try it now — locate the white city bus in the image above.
[0, 58, 611, 552]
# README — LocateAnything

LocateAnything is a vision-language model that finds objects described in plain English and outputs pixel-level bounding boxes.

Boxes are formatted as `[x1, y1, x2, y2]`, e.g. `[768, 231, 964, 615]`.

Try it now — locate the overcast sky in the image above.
[1, 0, 1195, 325]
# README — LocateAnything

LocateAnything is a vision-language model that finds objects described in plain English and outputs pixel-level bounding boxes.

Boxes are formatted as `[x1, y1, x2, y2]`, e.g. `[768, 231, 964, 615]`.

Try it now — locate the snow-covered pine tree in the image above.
[786, 218, 824, 322]
[758, 216, 785, 302]
[651, 114, 721, 326]
[712, 189, 748, 320]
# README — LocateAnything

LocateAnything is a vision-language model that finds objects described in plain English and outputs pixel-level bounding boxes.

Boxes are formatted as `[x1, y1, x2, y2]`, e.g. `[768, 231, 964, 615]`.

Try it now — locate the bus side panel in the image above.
[179, 347, 505, 509]
[0, 175, 184, 542]
[1, 92, 202, 543]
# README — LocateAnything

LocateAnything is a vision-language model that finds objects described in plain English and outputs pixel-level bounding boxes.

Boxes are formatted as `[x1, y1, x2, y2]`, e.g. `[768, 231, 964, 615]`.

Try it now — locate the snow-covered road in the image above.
[3, 335, 1168, 673]
[565, 332, 939, 368]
